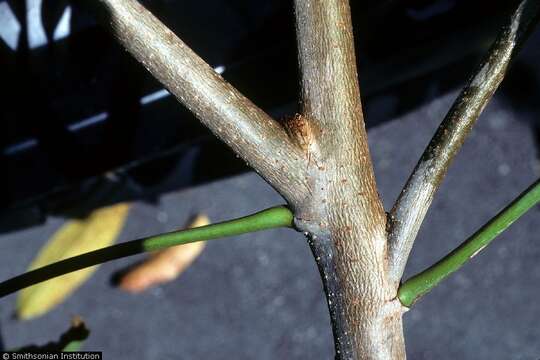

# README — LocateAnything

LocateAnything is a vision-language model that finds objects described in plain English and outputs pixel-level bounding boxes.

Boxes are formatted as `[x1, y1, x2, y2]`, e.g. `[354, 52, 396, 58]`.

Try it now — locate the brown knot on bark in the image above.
[283, 113, 315, 152]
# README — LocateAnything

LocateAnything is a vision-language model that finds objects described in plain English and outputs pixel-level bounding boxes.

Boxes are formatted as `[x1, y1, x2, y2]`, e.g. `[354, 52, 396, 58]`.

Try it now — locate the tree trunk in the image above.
[92, 0, 410, 358]
[292, 0, 407, 357]
[75, 0, 540, 358]
[306, 230, 407, 359]
[295, 166, 407, 359]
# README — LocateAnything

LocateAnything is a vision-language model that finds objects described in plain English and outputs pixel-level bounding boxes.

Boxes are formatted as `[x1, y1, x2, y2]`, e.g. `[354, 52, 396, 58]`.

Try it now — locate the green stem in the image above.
[398, 179, 540, 307]
[60, 319, 89, 352]
[0, 206, 294, 298]
[62, 339, 85, 352]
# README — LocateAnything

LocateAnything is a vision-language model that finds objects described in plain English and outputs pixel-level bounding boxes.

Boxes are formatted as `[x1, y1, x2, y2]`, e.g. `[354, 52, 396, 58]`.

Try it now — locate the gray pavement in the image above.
[1, 42, 540, 360]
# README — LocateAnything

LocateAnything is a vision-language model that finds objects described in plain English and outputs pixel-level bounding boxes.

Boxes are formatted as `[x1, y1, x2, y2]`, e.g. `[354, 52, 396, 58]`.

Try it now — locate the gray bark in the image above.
[387, 0, 540, 287]
[80, 0, 540, 359]
[94, 0, 310, 206]
[293, 1, 406, 358]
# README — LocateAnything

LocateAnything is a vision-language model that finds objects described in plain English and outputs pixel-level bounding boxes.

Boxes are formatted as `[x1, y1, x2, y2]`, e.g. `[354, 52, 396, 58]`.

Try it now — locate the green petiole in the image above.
[398, 179, 540, 307]
[0, 206, 294, 298]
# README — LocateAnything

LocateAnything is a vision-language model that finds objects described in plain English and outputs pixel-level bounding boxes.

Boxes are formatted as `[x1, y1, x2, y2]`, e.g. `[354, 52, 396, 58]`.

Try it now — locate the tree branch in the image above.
[294, 0, 372, 155]
[0, 206, 293, 298]
[387, 0, 540, 287]
[398, 179, 540, 307]
[293, 1, 385, 244]
[294, 1, 403, 358]
[89, 0, 309, 205]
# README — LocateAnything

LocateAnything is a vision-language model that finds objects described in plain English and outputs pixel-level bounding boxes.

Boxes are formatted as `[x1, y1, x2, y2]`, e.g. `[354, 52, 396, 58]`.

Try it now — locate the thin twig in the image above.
[0, 206, 293, 298]
[387, 0, 540, 287]
[87, 0, 309, 205]
[398, 179, 540, 307]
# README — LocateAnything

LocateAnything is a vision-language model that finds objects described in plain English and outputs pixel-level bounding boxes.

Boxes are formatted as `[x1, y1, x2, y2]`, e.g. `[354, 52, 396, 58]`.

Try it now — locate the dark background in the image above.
[1, 0, 540, 358]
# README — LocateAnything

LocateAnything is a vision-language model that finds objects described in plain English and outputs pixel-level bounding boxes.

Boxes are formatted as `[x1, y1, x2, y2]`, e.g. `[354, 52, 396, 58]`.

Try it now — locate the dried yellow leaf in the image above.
[17, 203, 130, 320]
[119, 214, 209, 293]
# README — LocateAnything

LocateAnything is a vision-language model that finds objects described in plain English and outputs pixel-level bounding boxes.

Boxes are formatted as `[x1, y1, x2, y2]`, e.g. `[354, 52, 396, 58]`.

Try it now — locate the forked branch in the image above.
[89, 0, 309, 205]
[387, 0, 540, 286]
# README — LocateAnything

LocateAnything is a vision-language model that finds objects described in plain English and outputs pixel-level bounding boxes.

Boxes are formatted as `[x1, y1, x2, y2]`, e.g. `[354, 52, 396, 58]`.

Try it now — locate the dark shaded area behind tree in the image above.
[0, 0, 536, 234]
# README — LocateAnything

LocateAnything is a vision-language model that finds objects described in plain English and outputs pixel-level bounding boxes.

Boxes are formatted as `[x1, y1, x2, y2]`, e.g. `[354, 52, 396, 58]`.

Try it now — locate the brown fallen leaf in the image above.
[118, 214, 209, 293]
[17, 203, 131, 320]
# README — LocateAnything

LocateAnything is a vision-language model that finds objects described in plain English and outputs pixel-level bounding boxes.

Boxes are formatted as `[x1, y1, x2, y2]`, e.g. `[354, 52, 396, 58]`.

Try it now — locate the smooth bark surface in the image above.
[387, 0, 540, 287]
[94, 0, 309, 206]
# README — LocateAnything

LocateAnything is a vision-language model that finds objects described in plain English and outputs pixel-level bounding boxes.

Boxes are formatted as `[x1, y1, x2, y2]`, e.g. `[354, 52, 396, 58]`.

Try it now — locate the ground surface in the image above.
[1, 37, 540, 360]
